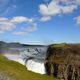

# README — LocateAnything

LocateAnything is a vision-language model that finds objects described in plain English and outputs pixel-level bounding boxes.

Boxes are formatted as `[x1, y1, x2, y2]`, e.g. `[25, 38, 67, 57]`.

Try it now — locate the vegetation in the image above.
[51, 43, 67, 48]
[0, 54, 57, 80]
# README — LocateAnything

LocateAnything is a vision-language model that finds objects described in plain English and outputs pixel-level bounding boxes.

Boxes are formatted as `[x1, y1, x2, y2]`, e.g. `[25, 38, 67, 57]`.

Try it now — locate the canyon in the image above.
[0, 41, 80, 80]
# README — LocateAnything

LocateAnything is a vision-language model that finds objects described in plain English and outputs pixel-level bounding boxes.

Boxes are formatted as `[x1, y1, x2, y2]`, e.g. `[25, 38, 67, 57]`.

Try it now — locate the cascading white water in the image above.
[26, 60, 46, 74]
[4, 54, 25, 65]
[4, 46, 48, 74]
[20, 46, 48, 74]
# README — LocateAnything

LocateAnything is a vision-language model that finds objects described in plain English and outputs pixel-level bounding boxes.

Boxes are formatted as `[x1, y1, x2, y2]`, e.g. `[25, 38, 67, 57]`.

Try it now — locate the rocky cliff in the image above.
[45, 44, 80, 80]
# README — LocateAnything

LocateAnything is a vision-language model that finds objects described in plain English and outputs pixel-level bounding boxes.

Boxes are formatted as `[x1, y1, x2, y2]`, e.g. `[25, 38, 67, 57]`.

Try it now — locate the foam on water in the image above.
[4, 54, 25, 65]
[26, 60, 46, 74]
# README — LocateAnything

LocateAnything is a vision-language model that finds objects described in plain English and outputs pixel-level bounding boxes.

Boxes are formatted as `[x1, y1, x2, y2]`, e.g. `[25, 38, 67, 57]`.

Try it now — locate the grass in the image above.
[51, 43, 67, 48]
[0, 54, 57, 80]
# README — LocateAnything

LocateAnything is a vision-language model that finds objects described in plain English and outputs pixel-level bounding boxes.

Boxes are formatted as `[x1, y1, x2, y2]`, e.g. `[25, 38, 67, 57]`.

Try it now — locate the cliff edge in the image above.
[45, 44, 80, 80]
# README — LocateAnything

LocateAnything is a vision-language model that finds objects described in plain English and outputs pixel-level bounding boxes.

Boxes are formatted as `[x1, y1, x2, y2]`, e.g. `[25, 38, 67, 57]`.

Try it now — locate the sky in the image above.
[0, 0, 80, 44]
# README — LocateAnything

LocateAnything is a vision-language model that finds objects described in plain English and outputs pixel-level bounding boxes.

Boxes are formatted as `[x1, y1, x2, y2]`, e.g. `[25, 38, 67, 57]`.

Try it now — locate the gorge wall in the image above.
[45, 44, 80, 80]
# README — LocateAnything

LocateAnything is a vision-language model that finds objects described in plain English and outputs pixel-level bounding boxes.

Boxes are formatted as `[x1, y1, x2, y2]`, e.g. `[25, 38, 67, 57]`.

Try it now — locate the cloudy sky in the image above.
[0, 0, 80, 44]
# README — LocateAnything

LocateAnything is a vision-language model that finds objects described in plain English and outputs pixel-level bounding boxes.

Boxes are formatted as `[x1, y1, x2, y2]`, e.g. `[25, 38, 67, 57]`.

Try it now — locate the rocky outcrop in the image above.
[45, 44, 80, 80]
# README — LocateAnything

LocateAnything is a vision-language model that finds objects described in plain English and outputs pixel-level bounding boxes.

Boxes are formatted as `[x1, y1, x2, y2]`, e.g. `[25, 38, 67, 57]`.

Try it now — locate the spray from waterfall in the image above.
[20, 46, 49, 74]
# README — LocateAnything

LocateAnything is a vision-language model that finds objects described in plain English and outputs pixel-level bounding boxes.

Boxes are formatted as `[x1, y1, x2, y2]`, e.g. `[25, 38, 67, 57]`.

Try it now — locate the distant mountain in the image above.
[0, 41, 46, 47]
[0, 41, 46, 53]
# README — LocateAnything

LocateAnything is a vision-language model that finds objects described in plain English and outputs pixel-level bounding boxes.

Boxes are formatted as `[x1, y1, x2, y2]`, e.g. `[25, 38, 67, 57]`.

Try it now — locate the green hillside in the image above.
[0, 54, 57, 80]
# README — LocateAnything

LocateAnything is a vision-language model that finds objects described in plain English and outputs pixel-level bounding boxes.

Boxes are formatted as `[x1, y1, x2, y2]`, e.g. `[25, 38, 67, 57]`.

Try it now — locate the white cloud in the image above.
[13, 26, 37, 36]
[24, 22, 37, 32]
[0, 17, 15, 32]
[0, 23, 15, 31]
[74, 16, 80, 25]
[0, 17, 8, 22]
[13, 31, 26, 36]
[39, 1, 61, 16]
[0, 16, 37, 35]
[61, 5, 77, 14]
[10, 16, 34, 23]
[39, 0, 80, 21]
[76, 0, 80, 5]
[40, 16, 51, 22]
[24, 26, 37, 32]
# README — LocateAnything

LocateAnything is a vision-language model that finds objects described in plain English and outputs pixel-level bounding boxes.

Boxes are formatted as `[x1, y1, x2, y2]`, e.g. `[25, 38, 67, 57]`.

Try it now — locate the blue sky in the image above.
[0, 0, 80, 44]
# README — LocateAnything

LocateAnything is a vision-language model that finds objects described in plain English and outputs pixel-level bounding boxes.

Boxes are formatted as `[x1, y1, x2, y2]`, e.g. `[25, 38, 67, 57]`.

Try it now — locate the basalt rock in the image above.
[45, 44, 80, 80]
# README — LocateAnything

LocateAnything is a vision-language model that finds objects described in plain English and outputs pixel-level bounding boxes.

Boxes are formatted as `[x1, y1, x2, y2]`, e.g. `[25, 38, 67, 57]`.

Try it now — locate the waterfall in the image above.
[20, 46, 48, 74]
[26, 60, 46, 74]
[4, 46, 48, 74]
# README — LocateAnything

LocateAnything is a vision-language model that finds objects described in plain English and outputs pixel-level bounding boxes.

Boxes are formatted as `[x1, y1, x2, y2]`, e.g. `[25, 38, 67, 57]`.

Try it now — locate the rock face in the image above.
[45, 44, 80, 80]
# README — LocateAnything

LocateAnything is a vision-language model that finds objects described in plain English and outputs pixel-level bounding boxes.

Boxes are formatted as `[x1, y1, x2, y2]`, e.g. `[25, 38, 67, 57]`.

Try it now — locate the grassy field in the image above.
[0, 54, 57, 80]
